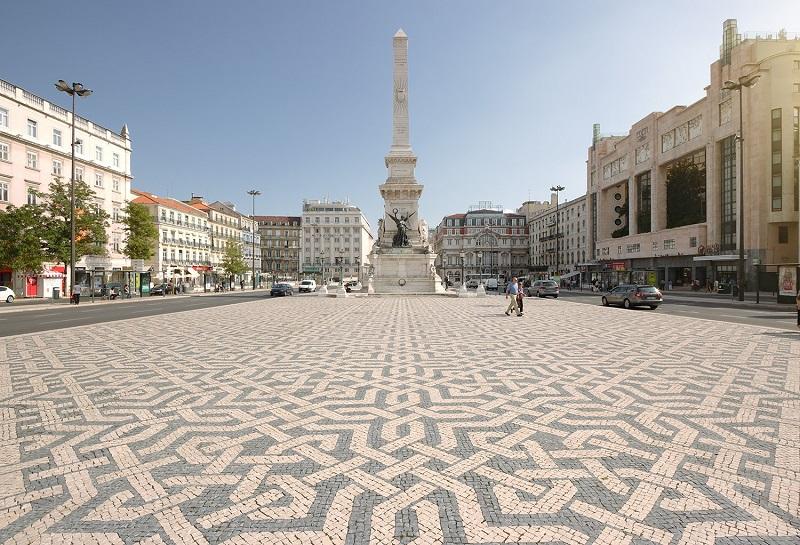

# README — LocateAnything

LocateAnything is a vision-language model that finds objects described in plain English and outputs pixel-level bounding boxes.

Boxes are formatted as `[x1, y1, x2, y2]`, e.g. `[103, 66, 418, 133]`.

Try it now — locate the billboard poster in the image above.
[778, 266, 796, 297]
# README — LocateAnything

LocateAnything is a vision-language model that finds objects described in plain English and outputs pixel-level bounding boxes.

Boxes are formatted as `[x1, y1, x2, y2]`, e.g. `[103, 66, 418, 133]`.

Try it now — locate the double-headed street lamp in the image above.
[54, 80, 92, 301]
[722, 74, 759, 301]
[550, 185, 565, 278]
[247, 189, 261, 289]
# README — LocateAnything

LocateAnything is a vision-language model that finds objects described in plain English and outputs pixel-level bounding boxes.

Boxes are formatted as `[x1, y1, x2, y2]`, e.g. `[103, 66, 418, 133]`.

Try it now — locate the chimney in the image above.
[592, 123, 600, 144]
[721, 19, 739, 65]
[551, 192, 557, 206]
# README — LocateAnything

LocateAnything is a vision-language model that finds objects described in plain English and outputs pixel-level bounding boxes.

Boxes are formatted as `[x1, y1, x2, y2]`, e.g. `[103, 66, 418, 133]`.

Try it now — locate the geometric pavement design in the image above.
[1, 296, 798, 545]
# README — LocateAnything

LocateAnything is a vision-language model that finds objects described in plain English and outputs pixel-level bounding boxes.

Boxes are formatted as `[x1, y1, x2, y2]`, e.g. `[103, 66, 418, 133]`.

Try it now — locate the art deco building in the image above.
[586, 20, 800, 289]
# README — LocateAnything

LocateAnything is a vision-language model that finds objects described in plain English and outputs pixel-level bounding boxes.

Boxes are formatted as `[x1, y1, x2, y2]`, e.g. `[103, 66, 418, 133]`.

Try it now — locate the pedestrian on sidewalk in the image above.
[796, 289, 800, 330]
[516, 279, 525, 314]
[504, 276, 522, 316]
[71, 284, 81, 305]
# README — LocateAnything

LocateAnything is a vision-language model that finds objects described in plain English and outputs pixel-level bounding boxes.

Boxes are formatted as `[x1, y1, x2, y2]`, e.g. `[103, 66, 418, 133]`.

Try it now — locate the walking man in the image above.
[505, 276, 522, 316]
[71, 283, 81, 305]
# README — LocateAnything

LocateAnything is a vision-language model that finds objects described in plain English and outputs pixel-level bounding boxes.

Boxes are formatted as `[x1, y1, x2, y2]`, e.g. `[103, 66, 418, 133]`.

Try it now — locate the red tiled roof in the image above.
[445, 213, 466, 219]
[131, 189, 208, 216]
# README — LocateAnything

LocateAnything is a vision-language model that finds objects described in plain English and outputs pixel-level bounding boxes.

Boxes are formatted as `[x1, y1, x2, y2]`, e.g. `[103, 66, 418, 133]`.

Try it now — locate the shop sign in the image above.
[778, 266, 797, 297]
[303, 265, 321, 273]
[697, 243, 722, 256]
[611, 261, 626, 271]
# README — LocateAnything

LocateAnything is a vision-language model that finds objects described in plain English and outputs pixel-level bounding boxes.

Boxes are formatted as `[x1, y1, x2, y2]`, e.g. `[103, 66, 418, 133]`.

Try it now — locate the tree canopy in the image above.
[0, 204, 48, 275]
[220, 242, 248, 276]
[122, 201, 158, 260]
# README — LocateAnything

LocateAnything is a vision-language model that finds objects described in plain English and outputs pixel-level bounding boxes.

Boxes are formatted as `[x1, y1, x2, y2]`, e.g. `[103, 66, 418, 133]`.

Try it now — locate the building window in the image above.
[27, 119, 37, 138]
[772, 108, 782, 211]
[95, 173, 103, 187]
[113, 207, 120, 222]
[689, 237, 697, 248]
[0, 182, 7, 202]
[74, 141, 83, 155]
[663, 239, 676, 250]
[112, 177, 120, 192]
[794, 107, 799, 212]
[636, 171, 651, 233]
[720, 135, 737, 251]
[0, 142, 8, 162]
[27, 188, 37, 205]
[53, 129, 62, 146]
[75, 167, 83, 181]
[113, 153, 120, 168]
[96, 146, 103, 162]
[793, 83, 800, 93]
[0, 107, 7, 127]
[778, 225, 789, 244]
[26, 151, 38, 169]
[53, 160, 62, 176]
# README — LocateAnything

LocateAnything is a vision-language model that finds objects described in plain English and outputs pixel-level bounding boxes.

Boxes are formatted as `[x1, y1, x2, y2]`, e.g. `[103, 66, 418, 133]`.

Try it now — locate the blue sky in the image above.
[4, 1, 798, 228]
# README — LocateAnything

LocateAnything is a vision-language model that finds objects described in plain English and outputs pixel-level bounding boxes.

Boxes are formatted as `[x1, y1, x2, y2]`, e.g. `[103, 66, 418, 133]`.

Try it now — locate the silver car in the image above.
[601, 284, 663, 309]
[526, 280, 559, 298]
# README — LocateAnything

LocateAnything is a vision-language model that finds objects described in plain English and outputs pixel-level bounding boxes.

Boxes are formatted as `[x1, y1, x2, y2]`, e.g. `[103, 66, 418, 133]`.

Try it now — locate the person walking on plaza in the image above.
[796, 289, 800, 330]
[71, 283, 81, 305]
[516, 279, 525, 315]
[504, 276, 522, 316]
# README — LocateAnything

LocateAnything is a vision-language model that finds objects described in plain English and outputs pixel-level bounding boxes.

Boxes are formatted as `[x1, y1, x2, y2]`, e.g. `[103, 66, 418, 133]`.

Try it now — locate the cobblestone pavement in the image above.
[1, 296, 798, 545]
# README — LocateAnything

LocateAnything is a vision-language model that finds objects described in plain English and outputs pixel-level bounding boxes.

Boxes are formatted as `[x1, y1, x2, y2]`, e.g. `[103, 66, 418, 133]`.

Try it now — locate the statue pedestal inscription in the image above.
[369, 29, 442, 295]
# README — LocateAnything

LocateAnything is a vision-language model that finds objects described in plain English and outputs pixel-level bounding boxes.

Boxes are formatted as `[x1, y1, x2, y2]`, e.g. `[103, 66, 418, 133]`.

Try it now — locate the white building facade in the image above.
[529, 194, 589, 279]
[300, 199, 374, 284]
[0, 78, 132, 296]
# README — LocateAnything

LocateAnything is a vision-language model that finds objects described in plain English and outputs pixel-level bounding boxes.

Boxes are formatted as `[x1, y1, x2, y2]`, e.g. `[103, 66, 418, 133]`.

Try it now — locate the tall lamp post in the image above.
[459, 250, 466, 286]
[723, 74, 759, 301]
[355, 256, 360, 285]
[319, 250, 325, 285]
[550, 185, 565, 279]
[247, 189, 261, 289]
[54, 80, 92, 301]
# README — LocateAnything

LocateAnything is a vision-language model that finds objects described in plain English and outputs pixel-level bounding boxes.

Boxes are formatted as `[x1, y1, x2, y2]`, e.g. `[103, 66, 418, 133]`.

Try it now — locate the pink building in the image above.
[0, 78, 132, 297]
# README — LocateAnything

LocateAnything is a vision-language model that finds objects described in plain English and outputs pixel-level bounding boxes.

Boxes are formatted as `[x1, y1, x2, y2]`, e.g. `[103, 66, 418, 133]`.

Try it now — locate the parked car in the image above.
[0, 285, 14, 303]
[344, 281, 361, 293]
[601, 284, 663, 309]
[150, 283, 168, 296]
[526, 280, 559, 298]
[298, 279, 317, 293]
[270, 283, 294, 297]
[465, 279, 480, 289]
[485, 278, 499, 291]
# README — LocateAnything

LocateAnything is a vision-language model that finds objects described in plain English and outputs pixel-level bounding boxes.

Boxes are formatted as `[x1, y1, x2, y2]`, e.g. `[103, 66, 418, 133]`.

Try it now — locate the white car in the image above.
[298, 279, 317, 293]
[0, 285, 14, 303]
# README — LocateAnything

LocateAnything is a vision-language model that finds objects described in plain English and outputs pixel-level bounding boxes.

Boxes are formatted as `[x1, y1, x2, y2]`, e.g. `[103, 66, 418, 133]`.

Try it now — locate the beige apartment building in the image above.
[255, 215, 301, 282]
[131, 189, 211, 290]
[432, 202, 528, 285]
[587, 20, 800, 290]
[528, 193, 588, 279]
[0, 78, 132, 297]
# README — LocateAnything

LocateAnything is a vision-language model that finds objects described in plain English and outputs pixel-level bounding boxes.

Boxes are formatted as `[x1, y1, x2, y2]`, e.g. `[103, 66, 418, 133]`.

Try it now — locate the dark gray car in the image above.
[601, 284, 663, 309]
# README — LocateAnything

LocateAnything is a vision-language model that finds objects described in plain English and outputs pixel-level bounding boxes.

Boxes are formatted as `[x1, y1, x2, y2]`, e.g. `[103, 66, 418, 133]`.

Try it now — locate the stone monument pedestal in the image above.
[372, 248, 443, 294]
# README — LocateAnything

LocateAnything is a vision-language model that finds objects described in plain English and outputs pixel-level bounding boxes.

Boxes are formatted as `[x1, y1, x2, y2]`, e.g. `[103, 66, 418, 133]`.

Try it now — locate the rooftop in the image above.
[131, 189, 208, 217]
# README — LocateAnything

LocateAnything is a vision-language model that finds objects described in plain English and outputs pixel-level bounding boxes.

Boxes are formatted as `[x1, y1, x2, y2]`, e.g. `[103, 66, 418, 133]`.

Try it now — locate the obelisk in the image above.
[371, 29, 443, 294]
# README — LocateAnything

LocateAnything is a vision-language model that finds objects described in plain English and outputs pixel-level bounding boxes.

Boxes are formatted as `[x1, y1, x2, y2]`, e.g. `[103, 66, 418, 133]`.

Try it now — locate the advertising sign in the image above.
[778, 266, 796, 297]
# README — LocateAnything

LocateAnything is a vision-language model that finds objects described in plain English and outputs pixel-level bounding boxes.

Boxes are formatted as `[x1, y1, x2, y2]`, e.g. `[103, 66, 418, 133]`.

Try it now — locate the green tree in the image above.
[0, 204, 48, 276]
[220, 242, 248, 279]
[666, 162, 706, 228]
[121, 201, 158, 260]
[36, 176, 110, 271]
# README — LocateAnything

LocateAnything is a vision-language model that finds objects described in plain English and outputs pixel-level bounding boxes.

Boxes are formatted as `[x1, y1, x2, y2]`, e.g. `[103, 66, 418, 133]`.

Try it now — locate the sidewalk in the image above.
[0, 288, 272, 314]
[562, 287, 794, 311]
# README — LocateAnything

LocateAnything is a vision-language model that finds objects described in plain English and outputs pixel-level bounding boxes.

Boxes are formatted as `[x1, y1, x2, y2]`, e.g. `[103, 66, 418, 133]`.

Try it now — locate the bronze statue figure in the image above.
[387, 208, 416, 247]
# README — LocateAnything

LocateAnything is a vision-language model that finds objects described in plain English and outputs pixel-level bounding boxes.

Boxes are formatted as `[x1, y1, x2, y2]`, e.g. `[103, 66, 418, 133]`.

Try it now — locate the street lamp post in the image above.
[319, 250, 325, 286]
[722, 74, 759, 302]
[355, 256, 360, 285]
[550, 185, 565, 279]
[247, 190, 261, 289]
[459, 250, 465, 286]
[54, 80, 92, 302]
